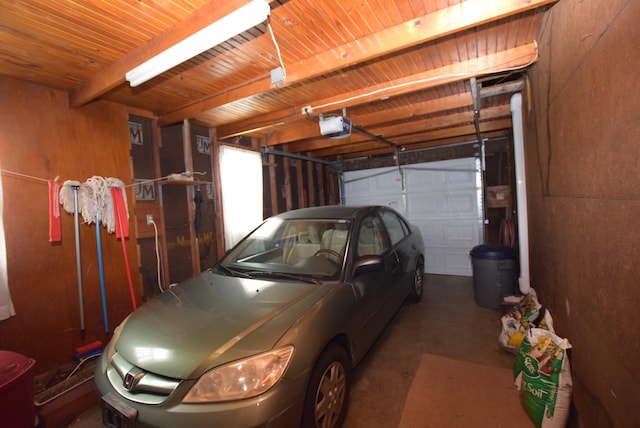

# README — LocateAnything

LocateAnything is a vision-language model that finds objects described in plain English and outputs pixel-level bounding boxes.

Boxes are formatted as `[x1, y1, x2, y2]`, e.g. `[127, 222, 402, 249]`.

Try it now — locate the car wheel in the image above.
[409, 263, 424, 303]
[301, 344, 351, 428]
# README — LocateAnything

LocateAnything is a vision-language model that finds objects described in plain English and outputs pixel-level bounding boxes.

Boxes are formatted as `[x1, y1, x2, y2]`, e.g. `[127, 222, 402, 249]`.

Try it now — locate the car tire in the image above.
[301, 344, 351, 428]
[409, 263, 424, 303]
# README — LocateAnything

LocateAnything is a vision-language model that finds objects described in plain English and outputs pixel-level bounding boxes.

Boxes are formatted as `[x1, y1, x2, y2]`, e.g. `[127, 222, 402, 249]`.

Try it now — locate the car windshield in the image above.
[219, 217, 351, 280]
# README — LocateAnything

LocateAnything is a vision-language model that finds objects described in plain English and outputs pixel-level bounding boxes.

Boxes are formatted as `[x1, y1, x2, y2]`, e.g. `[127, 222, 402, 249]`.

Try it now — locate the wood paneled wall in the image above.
[0, 77, 141, 373]
[525, 1, 640, 426]
[0, 77, 342, 376]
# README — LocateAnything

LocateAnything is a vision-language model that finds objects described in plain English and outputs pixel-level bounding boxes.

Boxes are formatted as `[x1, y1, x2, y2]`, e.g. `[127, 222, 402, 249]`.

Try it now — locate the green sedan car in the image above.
[95, 205, 425, 427]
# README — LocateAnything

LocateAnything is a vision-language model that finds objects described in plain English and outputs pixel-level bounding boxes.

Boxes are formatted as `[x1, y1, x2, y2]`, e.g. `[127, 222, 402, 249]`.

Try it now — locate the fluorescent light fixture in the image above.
[126, 0, 270, 87]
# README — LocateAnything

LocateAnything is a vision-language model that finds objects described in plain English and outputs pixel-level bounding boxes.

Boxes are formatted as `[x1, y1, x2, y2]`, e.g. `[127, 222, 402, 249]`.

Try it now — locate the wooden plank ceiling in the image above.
[0, 0, 557, 162]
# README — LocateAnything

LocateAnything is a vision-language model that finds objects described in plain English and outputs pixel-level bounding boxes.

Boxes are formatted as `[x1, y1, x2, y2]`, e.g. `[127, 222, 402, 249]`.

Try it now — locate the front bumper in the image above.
[94, 353, 306, 428]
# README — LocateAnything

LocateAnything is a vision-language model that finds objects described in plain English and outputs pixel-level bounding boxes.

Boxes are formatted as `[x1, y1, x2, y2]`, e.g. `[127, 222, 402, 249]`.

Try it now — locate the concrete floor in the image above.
[344, 274, 514, 427]
[69, 274, 515, 428]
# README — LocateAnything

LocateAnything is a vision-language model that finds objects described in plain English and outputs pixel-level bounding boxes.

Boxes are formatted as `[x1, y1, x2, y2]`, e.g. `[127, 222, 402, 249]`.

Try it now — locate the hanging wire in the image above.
[267, 20, 287, 80]
[0, 168, 211, 188]
[0, 169, 50, 184]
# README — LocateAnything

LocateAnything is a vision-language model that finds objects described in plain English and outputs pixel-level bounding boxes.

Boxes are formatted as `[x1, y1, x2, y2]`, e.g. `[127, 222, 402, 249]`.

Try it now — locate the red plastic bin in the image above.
[0, 351, 36, 428]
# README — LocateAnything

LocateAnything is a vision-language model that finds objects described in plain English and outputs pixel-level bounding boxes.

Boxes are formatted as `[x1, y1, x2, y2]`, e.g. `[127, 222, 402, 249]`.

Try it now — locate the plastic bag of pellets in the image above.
[499, 289, 554, 353]
[514, 328, 572, 428]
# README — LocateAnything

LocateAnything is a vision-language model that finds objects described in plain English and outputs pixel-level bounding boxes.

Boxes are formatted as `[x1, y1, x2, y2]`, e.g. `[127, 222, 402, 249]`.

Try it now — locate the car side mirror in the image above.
[352, 255, 384, 276]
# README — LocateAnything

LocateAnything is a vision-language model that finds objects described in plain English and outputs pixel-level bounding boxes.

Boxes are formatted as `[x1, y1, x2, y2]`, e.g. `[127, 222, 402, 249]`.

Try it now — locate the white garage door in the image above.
[343, 158, 482, 276]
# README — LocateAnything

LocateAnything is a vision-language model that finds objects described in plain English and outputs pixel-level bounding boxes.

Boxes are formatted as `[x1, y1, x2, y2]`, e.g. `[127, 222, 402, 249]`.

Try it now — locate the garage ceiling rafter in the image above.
[1, 0, 558, 162]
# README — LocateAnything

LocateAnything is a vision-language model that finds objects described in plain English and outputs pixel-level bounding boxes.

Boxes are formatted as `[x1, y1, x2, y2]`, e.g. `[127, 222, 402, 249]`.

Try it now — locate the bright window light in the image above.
[219, 146, 263, 249]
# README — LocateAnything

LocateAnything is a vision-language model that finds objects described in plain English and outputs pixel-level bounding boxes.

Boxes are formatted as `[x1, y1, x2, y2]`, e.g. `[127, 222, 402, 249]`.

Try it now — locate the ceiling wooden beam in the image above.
[301, 44, 537, 117]
[403, 130, 509, 152]
[219, 42, 537, 140]
[319, 119, 513, 159]
[160, 0, 555, 126]
[394, 118, 513, 146]
[68, 0, 258, 107]
[340, 130, 510, 161]
[480, 80, 525, 98]
[266, 92, 473, 146]
[302, 108, 511, 157]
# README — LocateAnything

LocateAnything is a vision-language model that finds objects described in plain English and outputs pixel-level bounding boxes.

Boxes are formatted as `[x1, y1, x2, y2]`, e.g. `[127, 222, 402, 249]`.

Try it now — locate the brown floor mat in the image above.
[399, 353, 533, 428]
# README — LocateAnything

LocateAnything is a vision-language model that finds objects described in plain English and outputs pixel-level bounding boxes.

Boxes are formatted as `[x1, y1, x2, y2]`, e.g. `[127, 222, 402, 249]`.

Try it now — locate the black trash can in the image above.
[0, 350, 36, 428]
[470, 245, 518, 309]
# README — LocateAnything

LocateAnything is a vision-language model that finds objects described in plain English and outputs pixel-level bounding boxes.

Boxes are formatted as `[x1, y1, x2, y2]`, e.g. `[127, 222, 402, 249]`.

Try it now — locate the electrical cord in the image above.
[268, 20, 286, 80]
[65, 352, 102, 381]
[149, 219, 163, 293]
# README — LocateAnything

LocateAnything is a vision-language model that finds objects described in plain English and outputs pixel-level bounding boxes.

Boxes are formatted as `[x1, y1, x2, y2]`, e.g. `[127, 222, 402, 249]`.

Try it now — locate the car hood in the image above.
[114, 270, 327, 379]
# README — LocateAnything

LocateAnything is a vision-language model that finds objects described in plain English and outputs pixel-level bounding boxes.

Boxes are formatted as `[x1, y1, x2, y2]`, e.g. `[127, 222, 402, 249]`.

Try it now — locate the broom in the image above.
[106, 178, 137, 310]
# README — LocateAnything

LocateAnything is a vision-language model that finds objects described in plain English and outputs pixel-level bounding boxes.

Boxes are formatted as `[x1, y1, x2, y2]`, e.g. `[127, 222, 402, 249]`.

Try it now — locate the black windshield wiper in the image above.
[245, 271, 321, 284]
[216, 265, 251, 278]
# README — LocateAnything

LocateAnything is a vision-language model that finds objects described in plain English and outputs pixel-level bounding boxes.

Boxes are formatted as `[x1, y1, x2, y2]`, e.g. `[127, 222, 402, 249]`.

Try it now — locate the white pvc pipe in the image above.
[510, 93, 531, 294]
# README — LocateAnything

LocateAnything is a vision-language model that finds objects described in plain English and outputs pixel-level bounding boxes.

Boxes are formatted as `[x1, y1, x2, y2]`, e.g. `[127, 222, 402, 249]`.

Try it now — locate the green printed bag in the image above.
[514, 328, 572, 428]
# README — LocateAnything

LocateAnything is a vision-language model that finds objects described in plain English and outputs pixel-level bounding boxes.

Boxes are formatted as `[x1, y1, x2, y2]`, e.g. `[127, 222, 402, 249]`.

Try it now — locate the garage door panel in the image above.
[416, 219, 478, 246]
[346, 177, 400, 194]
[445, 193, 477, 215]
[405, 169, 440, 187]
[405, 159, 477, 191]
[407, 192, 476, 218]
[346, 194, 403, 208]
[407, 196, 438, 216]
[417, 221, 443, 242]
[411, 181, 476, 195]
[425, 246, 474, 276]
[344, 167, 402, 207]
[344, 158, 481, 276]
[344, 167, 399, 191]
[445, 222, 478, 244]
[444, 170, 477, 187]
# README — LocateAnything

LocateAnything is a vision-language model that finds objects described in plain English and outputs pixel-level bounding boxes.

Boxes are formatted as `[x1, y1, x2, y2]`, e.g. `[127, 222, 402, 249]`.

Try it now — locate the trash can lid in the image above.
[0, 351, 36, 390]
[470, 244, 517, 260]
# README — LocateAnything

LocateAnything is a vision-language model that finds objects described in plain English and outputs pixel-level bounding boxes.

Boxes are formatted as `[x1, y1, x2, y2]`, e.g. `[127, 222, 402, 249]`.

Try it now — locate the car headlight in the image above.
[183, 345, 294, 403]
